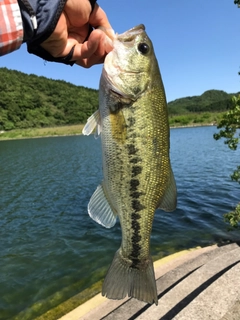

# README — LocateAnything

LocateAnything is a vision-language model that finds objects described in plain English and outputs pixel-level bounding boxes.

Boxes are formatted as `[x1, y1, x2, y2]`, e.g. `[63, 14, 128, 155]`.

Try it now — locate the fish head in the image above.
[103, 24, 158, 99]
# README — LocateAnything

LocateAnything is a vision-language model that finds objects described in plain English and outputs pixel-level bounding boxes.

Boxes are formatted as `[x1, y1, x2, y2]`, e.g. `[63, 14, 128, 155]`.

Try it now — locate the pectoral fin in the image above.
[82, 110, 101, 137]
[88, 184, 117, 228]
[158, 167, 177, 212]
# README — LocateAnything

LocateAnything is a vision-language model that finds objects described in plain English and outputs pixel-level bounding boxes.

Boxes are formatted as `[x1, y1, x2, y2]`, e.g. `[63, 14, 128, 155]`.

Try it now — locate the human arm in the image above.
[0, 0, 113, 67]
[38, 1, 113, 67]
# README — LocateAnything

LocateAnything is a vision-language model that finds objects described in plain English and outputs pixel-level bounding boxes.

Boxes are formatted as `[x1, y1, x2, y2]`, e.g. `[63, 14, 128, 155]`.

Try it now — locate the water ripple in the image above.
[0, 127, 239, 319]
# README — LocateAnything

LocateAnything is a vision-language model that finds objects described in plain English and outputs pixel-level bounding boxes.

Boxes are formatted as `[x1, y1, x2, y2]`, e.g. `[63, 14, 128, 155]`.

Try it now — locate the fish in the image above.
[82, 24, 177, 305]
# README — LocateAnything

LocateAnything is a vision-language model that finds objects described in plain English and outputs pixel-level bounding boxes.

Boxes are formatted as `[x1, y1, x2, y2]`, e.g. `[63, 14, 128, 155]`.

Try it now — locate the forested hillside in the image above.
[0, 68, 98, 130]
[0, 67, 237, 131]
[168, 89, 236, 114]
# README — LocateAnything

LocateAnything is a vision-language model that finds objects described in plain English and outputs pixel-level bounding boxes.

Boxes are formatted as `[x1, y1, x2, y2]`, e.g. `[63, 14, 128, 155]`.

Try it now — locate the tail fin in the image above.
[102, 249, 158, 305]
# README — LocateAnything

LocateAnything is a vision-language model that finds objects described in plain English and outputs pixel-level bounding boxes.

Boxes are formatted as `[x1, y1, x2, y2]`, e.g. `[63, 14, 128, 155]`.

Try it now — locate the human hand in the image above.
[40, 0, 113, 68]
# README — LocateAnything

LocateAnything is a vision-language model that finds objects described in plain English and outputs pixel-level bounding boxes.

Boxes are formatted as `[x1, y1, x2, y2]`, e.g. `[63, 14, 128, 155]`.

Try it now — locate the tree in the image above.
[0, 67, 99, 129]
[213, 95, 240, 229]
[234, 0, 240, 7]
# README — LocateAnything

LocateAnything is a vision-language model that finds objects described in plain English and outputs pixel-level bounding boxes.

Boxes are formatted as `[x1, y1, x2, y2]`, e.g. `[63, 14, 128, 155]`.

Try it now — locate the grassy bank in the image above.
[0, 124, 85, 140]
[0, 112, 224, 140]
[169, 111, 224, 127]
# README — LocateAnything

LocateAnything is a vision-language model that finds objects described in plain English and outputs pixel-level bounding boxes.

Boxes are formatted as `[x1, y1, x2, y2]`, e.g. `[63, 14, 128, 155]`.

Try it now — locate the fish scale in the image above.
[82, 24, 177, 305]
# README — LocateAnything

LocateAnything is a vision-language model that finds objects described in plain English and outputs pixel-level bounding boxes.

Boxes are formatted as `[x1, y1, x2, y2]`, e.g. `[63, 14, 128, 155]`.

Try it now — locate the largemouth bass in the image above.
[82, 24, 177, 305]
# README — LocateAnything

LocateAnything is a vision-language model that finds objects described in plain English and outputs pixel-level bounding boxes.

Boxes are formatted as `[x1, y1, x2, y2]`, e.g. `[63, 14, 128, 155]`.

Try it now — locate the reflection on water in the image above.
[0, 127, 239, 319]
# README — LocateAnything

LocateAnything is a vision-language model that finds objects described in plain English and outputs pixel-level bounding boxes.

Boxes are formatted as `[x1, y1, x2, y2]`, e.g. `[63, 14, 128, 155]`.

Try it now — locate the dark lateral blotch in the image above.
[130, 191, 142, 199]
[130, 157, 142, 164]
[130, 179, 140, 191]
[126, 144, 138, 155]
[132, 165, 142, 177]
[132, 199, 145, 212]
[131, 212, 141, 219]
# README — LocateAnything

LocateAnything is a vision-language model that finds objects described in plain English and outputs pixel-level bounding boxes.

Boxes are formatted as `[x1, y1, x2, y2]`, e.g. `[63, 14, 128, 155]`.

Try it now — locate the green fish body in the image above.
[83, 24, 177, 305]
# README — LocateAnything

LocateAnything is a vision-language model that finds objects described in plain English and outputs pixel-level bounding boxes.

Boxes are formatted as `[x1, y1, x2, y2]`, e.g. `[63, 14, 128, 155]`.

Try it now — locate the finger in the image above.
[64, 0, 92, 27]
[73, 30, 111, 68]
[68, 23, 90, 43]
[72, 29, 111, 60]
[75, 55, 105, 68]
[89, 4, 112, 29]
[73, 32, 99, 60]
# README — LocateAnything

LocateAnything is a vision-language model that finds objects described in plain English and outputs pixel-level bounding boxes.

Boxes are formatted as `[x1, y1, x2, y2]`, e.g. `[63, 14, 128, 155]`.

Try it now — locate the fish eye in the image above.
[137, 43, 150, 55]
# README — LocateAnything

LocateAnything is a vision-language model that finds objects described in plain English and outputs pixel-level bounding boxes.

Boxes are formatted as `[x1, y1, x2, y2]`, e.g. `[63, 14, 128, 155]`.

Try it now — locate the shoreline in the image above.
[0, 123, 216, 141]
[170, 123, 215, 129]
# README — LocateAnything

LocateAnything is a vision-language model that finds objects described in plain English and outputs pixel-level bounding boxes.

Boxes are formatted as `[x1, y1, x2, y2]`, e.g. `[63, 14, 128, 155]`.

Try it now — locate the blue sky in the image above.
[0, 0, 239, 102]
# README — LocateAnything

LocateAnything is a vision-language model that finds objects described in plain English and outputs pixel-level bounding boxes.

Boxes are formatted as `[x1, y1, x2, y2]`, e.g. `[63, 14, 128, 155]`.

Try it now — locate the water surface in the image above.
[0, 126, 239, 319]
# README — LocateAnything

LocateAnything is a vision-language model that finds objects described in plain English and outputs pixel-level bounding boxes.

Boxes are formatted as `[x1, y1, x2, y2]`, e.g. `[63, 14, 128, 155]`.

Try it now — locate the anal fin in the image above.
[88, 184, 117, 228]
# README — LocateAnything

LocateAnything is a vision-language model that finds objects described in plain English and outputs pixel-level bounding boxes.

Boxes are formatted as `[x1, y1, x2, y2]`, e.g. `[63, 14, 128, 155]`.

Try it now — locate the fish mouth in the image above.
[98, 25, 145, 44]
[116, 24, 145, 42]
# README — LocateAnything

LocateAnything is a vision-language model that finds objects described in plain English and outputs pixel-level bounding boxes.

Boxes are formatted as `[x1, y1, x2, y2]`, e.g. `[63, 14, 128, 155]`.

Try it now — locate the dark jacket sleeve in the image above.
[17, 0, 97, 65]
[18, 0, 67, 45]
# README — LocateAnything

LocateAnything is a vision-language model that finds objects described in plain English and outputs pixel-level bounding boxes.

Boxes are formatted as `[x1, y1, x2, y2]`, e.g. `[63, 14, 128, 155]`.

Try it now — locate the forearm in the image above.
[0, 0, 111, 68]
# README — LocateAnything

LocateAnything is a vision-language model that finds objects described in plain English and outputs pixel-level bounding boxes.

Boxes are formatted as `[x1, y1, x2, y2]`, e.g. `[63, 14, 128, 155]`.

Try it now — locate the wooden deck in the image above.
[59, 243, 240, 320]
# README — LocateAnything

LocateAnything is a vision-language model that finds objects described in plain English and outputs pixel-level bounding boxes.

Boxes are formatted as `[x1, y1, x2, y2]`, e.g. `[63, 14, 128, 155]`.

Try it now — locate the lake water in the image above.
[0, 126, 239, 319]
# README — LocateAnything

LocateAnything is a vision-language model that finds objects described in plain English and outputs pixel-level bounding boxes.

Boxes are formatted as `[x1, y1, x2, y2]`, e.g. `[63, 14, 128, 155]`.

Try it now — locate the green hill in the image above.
[0, 67, 98, 131]
[168, 89, 237, 115]
[0, 67, 238, 131]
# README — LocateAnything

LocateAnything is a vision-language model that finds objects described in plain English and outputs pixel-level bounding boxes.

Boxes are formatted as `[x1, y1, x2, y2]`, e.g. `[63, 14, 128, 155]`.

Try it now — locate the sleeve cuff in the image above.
[18, 0, 67, 45]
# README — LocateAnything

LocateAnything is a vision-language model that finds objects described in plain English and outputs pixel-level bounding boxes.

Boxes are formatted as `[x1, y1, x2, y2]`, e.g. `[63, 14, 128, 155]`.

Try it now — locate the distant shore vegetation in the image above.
[0, 67, 238, 139]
